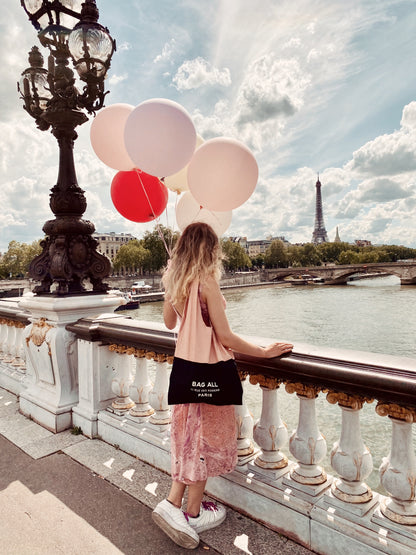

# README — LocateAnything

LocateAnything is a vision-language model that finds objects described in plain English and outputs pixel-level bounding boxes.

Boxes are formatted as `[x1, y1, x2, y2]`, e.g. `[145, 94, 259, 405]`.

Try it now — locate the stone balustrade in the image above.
[1, 297, 416, 554]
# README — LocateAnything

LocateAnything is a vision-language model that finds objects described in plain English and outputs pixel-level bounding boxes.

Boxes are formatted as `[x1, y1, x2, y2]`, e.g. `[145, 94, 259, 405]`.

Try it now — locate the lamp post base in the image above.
[19, 293, 123, 432]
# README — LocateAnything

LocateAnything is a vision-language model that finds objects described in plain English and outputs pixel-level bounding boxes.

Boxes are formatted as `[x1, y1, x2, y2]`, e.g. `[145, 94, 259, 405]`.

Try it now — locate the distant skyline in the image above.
[2, 0, 416, 252]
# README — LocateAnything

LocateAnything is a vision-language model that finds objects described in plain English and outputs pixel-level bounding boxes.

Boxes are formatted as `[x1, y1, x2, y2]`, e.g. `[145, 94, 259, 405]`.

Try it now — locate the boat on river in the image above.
[109, 289, 141, 311]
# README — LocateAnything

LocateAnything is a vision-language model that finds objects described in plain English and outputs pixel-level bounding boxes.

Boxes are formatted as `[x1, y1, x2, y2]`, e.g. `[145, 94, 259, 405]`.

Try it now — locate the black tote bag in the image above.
[168, 356, 243, 406]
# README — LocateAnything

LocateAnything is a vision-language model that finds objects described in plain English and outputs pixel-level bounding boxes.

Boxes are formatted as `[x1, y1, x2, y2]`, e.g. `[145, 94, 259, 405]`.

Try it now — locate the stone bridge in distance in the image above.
[263, 261, 416, 285]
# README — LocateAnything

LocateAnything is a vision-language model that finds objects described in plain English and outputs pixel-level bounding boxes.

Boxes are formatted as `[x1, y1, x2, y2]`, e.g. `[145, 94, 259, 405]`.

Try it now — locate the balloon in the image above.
[124, 98, 197, 178]
[187, 137, 258, 211]
[176, 191, 232, 236]
[164, 135, 204, 193]
[111, 170, 168, 223]
[90, 103, 135, 171]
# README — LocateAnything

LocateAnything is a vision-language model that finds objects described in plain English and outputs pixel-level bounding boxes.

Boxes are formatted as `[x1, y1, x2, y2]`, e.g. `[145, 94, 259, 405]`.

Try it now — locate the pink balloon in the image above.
[90, 103, 135, 171]
[187, 137, 258, 211]
[124, 98, 196, 177]
[176, 191, 232, 236]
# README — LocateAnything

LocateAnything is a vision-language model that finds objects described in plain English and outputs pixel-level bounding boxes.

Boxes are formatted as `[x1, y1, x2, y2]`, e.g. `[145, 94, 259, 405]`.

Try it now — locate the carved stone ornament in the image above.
[285, 382, 321, 399]
[108, 344, 171, 363]
[376, 401, 416, 423]
[326, 391, 373, 410]
[238, 368, 250, 381]
[0, 318, 24, 328]
[249, 373, 281, 389]
[26, 318, 54, 348]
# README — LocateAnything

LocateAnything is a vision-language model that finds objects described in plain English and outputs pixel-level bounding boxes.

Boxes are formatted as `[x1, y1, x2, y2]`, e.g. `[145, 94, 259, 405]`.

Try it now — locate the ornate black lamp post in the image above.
[18, 0, 116, 295]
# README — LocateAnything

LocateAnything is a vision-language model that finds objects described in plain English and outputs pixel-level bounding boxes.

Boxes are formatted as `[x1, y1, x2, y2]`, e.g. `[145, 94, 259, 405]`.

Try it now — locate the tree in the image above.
[250, 253, 265, 269]
[316, 241, 351, 264]
[142, 226, 179, 272]
[338, 250, 360, 265]
[287, 243, 321, 267]
[113, 240, 150, 274]
[0, 240, 42, 278]
[221, 239, 251, 271]
[287, 245, 303, 267]
[264, 240, 288, 268]
[357, 250, 380, 263]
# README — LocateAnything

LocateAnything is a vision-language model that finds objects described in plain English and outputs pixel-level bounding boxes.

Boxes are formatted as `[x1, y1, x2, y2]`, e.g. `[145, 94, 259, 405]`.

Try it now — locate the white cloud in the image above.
[400, 101, 416, 131]
[153, 39, 177, 64]
[172, 57, 231, 90]
[236, 55, 311, 126]
[348, 102, 416, 176]
[191, 54, 311, 152]
[117, 41, 132, 52]
[108, 73, 128, 86]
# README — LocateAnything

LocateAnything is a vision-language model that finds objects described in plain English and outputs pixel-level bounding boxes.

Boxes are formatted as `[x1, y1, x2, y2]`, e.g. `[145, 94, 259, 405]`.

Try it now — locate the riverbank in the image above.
[130, 280, 291, 304]
[0, 274, 284, 302]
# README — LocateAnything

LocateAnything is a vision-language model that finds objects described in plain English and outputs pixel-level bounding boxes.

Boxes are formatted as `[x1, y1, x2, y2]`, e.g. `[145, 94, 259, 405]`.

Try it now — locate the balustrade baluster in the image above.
[375, 403, 416, 525]
[251, 375, 288, 471]
[129, 354, 154, 418]
[327, 392, 375, 511]
[109, 345, 135, 412]
[149, 356, 171, 425]
[283, 383, 330, 494]
[0, 318, 8, 359]
[3, 322, 16, 364]
[11, 323, 26, 369]
[235, 376, 255, 462]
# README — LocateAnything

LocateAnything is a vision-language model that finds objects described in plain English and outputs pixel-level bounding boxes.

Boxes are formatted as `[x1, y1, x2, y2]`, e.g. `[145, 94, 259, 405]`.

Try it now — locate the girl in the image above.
[152, 222, 293, 549]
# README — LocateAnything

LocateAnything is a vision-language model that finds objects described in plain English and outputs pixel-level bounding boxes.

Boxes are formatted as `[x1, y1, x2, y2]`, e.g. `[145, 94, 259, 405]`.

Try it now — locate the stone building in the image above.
[93, 232, 135, 261]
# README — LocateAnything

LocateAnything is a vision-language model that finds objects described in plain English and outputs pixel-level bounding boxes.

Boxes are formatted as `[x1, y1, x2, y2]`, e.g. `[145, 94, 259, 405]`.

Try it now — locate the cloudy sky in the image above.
[2, 0, 416, 253]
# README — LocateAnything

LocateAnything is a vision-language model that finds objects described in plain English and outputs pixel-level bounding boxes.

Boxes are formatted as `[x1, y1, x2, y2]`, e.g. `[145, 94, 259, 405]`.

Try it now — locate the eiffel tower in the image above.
[311, 175, 328, 244]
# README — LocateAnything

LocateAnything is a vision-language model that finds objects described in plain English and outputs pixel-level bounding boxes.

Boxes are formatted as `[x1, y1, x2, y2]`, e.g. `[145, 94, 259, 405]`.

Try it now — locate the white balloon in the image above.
[164, 135, 204, 193]
[176, 191, 232, 236]
[124, 98, 196, 177]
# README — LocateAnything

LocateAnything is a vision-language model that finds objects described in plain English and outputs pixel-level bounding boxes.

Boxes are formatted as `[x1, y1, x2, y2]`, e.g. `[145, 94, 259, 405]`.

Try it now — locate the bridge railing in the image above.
[1, 299, 416, 553]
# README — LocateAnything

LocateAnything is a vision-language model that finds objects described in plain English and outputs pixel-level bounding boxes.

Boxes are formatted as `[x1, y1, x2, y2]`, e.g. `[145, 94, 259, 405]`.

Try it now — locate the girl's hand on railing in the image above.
[262, 342, 293, 358]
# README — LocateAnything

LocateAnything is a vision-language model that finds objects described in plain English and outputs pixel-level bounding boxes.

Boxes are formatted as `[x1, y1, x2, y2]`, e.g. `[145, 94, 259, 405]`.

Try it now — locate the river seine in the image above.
[122, 275, 416, 491]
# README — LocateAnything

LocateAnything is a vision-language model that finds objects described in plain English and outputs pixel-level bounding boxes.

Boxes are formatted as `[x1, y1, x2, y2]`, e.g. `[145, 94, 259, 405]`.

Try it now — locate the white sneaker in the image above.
[186, 501, 226, 533]
[152, 499, 199, 549]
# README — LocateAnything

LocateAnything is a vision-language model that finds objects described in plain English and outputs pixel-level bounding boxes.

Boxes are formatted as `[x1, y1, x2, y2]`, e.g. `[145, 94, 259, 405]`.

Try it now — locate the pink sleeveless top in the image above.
[174, 280, 233, 364]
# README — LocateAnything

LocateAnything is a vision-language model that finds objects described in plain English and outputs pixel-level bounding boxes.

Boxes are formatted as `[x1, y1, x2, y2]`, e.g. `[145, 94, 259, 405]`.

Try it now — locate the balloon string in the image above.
[135, 169, 172, 257]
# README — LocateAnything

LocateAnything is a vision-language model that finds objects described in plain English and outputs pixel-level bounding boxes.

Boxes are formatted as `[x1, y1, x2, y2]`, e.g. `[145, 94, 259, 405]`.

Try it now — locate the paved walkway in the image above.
[0, 387, 313, 554]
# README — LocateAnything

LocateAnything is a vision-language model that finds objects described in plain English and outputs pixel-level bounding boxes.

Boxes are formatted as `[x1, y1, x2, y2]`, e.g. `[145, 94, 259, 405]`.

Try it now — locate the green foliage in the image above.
[221, 239, 252, 271]
[141, 226, 179, 272]
[113, 239, 150, 274]
[281, 241, 416, 267]
[264, 240, 288, 268]
[0, 240, 42, 278]
[112, 226, 179, 274]
[316, 241, 351, 263]
[250, 253, 265, 268]
[287, 243, 321, 267]
[338, 250, 361, 265]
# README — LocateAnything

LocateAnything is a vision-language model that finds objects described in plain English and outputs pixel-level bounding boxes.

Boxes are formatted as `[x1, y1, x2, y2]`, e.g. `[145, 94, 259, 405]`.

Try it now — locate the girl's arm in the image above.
[203, 277, 293, 358]
[163, 296, 178, 329]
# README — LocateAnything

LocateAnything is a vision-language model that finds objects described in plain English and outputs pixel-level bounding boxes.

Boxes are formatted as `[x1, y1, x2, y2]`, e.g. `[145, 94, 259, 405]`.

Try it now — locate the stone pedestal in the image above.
[19, 293, 122, 432]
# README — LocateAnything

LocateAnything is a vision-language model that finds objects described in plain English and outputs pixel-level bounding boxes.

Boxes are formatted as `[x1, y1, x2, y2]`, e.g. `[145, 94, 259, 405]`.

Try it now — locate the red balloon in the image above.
[111, 170, 169, 223]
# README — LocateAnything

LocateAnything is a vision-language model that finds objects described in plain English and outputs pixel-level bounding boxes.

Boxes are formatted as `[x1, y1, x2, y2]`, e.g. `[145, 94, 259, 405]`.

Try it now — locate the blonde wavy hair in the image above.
[162, 222, 222, 305]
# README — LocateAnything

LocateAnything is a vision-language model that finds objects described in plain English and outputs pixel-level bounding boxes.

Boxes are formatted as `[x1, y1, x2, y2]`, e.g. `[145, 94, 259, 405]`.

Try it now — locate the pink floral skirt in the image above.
[170, 403, 237, 484]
